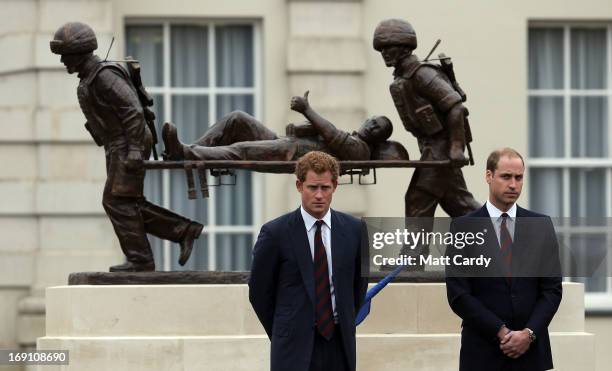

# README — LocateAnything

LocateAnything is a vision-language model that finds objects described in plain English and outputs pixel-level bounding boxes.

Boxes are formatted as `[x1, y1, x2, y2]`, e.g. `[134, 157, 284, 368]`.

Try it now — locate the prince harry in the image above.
[249, 151, 368, 371]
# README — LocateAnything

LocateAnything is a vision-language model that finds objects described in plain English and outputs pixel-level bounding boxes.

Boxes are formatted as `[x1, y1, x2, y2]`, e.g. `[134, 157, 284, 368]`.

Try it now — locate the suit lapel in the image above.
[288, 208, 316, 307]
[330, 210, 347, 295]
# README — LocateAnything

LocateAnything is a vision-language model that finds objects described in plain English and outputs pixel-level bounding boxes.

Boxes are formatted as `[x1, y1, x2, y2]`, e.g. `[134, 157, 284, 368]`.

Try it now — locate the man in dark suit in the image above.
[249, 151, 368, 371]
[446, 148, 562, 371]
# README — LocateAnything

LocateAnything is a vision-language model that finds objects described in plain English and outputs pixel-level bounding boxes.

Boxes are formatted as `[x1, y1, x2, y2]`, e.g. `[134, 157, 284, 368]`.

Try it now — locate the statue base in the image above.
[37, 282, 593, 370]
[68, 271, 251, 285]
[68, 270, 444, 285]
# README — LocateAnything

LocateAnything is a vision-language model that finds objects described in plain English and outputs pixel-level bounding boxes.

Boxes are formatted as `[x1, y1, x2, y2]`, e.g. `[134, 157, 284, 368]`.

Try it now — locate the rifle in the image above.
[125, 57, 159, 160]
[438, 52, 473, 165]
[423, 39, 441, 62]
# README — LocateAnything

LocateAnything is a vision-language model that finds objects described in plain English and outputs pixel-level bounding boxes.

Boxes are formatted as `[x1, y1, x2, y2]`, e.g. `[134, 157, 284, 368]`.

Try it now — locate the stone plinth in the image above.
[38, 282, 594, 370]
[68, 271, 251, 285]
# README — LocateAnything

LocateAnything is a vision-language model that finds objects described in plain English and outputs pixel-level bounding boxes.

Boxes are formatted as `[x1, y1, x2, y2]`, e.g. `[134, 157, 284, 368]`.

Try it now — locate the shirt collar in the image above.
[300, 206, 332, 232]
[486, 200, 517, 220]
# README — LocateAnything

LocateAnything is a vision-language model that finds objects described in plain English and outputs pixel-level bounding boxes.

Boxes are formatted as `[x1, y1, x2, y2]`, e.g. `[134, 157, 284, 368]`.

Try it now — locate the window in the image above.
[125, 21, 262, 271]
[528, 24, 612, 310]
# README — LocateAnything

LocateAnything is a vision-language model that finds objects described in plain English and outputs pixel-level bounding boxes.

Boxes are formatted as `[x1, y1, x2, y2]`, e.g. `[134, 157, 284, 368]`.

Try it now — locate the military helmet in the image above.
[50, 22, 98, 55]
[373, 19, 417, 51]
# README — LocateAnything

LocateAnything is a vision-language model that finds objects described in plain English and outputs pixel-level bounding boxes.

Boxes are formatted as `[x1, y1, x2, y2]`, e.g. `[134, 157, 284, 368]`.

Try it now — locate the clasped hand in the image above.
[499, 329, 531, 359]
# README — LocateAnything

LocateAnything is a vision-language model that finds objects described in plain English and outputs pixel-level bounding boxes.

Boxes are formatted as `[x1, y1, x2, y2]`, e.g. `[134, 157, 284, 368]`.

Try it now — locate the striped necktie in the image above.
[314, 220, 334, 340]
[500, 213, 513, 279]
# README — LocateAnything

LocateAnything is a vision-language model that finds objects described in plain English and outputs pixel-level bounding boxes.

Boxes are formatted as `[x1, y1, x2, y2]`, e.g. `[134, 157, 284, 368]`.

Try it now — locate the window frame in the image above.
[528, 22, 612, 311]
[125, 18, 264, 271]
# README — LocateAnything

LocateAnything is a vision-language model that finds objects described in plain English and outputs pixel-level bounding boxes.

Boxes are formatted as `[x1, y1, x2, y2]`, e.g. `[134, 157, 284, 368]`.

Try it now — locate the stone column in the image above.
[0, 3, 39, 361]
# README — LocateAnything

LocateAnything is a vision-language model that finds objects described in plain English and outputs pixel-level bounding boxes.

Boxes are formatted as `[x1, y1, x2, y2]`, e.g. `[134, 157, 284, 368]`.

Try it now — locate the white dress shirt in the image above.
[486, 201, 516, 247]
[300, 206, 337, 318]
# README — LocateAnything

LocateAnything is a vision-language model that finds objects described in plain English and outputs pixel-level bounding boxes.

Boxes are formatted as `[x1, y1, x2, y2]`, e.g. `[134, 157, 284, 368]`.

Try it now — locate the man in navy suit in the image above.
[446, 148, 562, 371]
[249, 151, 368, 371]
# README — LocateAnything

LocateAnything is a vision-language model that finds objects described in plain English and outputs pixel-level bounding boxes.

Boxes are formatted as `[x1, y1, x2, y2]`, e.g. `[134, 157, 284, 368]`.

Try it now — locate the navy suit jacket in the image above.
[249, 208, 368, 371]
[445, 205, 562, 371]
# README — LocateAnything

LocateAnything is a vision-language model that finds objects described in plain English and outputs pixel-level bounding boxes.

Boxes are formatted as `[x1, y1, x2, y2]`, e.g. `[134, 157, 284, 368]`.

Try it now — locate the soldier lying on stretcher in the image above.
[161, 91, 408, 162]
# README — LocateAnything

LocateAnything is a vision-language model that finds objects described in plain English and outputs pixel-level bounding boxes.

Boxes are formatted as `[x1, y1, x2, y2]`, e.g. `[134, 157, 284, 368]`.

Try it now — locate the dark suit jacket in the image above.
[249, 208, 368, 371]
[445, 205, 562, 371]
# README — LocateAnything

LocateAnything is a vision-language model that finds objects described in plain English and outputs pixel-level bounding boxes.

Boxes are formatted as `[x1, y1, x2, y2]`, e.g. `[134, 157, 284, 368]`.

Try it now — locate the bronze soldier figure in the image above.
[373, 19, 480, 218]
[162, 91, 409, 162]
[373, 19, 480, 268]
[50, 22, 204, 272]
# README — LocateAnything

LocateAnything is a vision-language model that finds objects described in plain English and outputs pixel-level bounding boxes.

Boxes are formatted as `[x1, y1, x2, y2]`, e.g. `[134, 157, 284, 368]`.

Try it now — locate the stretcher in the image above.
[144, 159, 463, 199]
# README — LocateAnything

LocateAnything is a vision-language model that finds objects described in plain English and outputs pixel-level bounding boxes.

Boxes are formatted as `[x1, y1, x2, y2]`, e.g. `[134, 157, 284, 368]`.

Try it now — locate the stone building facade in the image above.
[1, 0, 612, 370]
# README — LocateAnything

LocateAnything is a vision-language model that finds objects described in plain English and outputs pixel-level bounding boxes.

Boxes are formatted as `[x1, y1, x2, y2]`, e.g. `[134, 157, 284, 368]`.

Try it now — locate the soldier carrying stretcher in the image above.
[50, 22, 204, 272]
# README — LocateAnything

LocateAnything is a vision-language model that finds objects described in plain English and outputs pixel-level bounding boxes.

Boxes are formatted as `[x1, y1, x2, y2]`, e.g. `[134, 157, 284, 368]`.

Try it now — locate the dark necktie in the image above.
[500, 213, 513, 279]
[314, 220, 334, 340]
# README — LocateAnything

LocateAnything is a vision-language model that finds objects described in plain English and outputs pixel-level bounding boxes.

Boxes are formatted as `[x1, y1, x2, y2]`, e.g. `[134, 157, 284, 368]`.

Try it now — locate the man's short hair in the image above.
[295, 151, 340, 182]
[486, 147, 525, 173]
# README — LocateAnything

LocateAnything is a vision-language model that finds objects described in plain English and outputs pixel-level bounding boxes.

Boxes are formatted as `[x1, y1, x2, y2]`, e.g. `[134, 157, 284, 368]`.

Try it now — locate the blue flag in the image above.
[355, 265, 405, 326]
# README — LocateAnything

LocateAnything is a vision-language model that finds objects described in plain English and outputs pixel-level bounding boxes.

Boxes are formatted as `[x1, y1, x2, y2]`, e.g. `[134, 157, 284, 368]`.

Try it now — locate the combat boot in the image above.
[178, 222, 204, 266]
[162, 122, 186, 160]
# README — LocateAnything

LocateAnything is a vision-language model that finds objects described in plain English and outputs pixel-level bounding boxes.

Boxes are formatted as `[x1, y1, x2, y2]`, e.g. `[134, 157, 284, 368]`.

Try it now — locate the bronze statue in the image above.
[373, 19, 479, 217]
[50, 22, 204, 272]
[373, 19, 480, 267]
[162, 91, 409, 162]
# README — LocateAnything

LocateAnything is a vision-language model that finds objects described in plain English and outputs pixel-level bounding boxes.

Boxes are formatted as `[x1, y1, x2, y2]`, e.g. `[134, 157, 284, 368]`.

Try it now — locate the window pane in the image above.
[170, 95, 209, 224]
[172, 95, 209, 142]
[529, 168, 564, 217]
[529, 97, 564, 157]
[144, 168, 163, 210]
[216, 234, 253, 271]
[569, 234, 608, 293]
[215, 171, 253, 225]
[216, 94, 254, 119]
[171, 25, 209, 87]
[571, 28, 607, 89]
[125, 25, 164, 87]
[571, 97, 608, 157]
[570, 168, 606, 218]
[169, 167, 208, 223]
[528, 28, 564, 90]
[216, 25, 254, 87]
